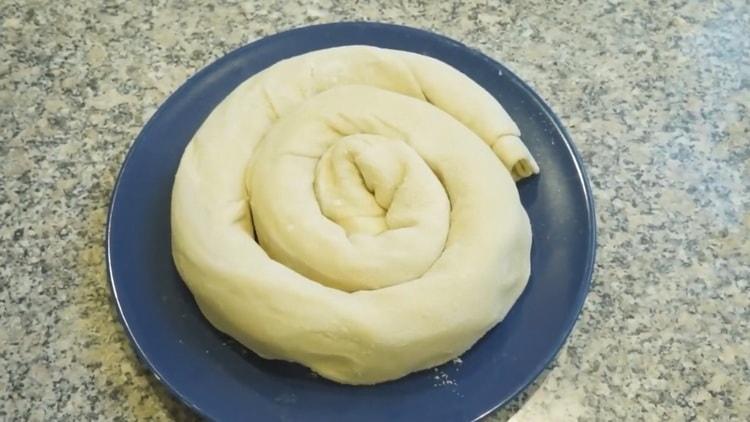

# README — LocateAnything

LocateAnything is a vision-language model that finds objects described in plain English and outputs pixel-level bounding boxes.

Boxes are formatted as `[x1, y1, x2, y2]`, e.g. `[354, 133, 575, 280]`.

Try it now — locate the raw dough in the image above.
[171, 46, 538, 384]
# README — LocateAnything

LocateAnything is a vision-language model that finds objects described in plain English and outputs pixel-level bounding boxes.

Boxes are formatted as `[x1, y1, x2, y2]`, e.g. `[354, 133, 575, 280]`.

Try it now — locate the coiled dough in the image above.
[171, 46, 539, 384]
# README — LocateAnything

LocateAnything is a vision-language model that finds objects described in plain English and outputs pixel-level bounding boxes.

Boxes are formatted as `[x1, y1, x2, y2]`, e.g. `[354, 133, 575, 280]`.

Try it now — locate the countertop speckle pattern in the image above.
[1, 0, 748, 420]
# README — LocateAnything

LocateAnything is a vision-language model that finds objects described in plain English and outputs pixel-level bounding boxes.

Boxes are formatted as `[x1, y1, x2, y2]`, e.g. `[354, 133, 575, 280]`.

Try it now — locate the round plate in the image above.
[107, 22, 596, 421]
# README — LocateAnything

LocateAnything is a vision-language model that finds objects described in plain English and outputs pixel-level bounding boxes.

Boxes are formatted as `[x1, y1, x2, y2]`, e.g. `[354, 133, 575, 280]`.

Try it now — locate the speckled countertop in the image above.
[1, 0, 748, 420]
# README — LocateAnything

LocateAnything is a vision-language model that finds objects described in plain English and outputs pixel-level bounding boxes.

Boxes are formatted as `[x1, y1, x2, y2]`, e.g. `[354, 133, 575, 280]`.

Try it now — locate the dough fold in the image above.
[171, 46, 538, 384]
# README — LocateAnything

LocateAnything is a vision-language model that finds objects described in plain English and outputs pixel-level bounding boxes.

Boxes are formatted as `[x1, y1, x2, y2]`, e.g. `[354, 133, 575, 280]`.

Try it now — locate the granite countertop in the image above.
[1, 0, 748, 420]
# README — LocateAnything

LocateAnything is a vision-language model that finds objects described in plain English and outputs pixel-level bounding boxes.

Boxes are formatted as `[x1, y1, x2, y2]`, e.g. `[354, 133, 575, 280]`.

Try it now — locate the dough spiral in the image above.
[171, 46, 539, 384]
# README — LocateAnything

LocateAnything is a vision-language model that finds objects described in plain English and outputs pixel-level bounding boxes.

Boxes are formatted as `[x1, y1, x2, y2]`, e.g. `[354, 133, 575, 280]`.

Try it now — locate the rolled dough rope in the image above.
[171, 46, 538, 384]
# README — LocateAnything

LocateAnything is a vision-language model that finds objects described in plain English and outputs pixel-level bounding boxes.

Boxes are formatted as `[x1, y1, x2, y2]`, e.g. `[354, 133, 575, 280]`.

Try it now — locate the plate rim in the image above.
[106, 21, 597, 421]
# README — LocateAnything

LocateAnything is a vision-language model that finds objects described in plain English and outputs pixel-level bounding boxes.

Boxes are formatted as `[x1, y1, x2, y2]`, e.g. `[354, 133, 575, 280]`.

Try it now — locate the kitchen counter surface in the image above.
[1, 0, 748, 420]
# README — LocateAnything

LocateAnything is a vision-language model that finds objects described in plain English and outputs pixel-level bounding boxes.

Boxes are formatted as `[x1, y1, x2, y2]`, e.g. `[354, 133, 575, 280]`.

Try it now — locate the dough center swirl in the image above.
[249, 100, 452, 292]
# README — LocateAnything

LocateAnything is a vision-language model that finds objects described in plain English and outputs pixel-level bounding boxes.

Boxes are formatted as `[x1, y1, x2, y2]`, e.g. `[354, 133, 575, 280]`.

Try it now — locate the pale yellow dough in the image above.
[171, 46, 539, 384]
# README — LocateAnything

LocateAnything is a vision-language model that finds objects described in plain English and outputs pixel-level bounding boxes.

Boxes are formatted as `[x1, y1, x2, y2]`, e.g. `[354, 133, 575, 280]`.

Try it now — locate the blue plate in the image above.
[107, 22, 596, 421]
